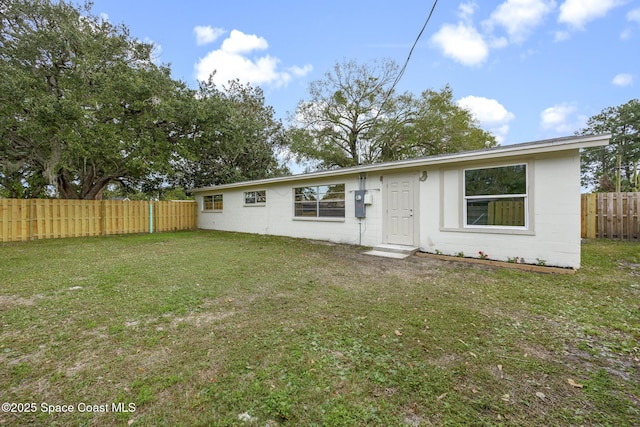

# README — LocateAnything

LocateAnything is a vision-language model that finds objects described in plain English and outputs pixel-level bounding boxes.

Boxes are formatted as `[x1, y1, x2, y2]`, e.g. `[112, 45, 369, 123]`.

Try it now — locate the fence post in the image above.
[28, 199, 33, 241]
[586, 194, 597, 239]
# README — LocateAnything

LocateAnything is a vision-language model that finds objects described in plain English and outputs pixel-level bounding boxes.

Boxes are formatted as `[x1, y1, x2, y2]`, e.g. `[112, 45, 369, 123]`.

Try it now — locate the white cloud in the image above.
[194, 29, 312, 88]
[620, 8, 640, 39]
[194, 26, 225, 46]
[289, 64, 314, 77]
[431, 23, 489, 66]
[457, 96, 515, 143]
[431, 3, 490, 66]
[519, 47, 537, 60]
[540, 103, 581, 133]
[553, 30, 571, 41]
[558, 0, 625, 29]
[612, 73, 634, 86]
[458, 1, 478, 21]
[485, 0, 556, 44]
[432, 0, 553, 66]
[220, 29, 268, 54]
[488, 35, 509, 49]
[620, 28, 633, 39]
[196, 50, 278, 86]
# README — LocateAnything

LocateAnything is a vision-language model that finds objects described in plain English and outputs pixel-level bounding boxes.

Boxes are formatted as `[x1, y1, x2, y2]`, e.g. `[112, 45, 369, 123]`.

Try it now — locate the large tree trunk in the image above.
[82, 175, 112, 200]
[56, 169, 78, 199]
[56, 168, 113, 199]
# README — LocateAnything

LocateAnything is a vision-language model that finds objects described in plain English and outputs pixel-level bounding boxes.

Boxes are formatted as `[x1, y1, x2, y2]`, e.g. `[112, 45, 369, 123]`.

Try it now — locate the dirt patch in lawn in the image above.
[0, 294, 44, 309]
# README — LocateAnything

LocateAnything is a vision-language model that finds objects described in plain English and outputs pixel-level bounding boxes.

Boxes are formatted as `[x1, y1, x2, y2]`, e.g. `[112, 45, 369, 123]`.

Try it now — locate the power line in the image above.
[390, 0, 439, 96]
[357, 0, 439, 165]
[375, 0, 439, 121]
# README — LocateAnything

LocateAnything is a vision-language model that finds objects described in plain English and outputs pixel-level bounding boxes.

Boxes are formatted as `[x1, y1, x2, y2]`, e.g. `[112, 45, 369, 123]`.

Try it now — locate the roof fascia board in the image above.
[190, 134, 610, 193]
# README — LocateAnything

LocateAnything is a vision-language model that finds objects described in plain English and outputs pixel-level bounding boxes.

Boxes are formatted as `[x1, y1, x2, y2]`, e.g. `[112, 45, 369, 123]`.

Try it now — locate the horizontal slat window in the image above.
[294, 184, 345, 218]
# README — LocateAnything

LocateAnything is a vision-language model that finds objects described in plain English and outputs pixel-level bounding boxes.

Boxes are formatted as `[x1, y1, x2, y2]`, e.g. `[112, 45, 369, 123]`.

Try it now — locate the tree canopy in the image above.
[288, 58, 496, 170]
[579, 99, 640, 192]
[0, 0, 287, 199]
[2, 3, 503, 199]
[0, 0, 193, 198]
[402, 86, 497, 158]
[288, 58, 402, 168]
[171, 78, 289, 190]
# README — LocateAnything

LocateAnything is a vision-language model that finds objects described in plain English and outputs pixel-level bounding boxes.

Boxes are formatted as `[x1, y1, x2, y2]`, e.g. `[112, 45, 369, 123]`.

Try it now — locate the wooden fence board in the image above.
[581, 192, 640, 240]
[485, 200, 524, 226]
[0, 199, 197, 242]
[585, 194, 597, 239]
[616, 193, 623, 238]
[635, 194, 640, 239]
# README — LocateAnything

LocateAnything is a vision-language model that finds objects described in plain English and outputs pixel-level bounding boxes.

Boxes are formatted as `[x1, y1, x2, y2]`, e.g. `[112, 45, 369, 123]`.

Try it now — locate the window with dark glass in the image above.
[294, 184, 345, 218]
[464, 164, 527, 227]
[244, 190, 266, 205]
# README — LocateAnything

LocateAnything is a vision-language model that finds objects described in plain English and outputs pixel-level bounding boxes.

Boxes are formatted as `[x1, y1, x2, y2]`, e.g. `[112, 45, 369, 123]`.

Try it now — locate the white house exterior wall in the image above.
[193, 135, 610, 270]
[197, 175, 385, 247]
[418, 151, 582, 268]
[197, 152, 581, 268]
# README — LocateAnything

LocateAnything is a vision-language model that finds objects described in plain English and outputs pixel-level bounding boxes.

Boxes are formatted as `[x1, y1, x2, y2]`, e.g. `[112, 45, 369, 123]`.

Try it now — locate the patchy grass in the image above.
[0, 231, 638, 426]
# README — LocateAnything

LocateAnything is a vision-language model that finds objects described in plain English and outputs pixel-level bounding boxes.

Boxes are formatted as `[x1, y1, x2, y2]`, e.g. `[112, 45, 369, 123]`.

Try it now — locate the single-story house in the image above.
[191, 134, 609, 269]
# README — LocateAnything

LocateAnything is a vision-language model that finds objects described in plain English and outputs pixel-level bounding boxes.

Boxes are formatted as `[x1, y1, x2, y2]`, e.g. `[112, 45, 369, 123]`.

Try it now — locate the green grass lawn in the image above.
[1, 231, 638, 426]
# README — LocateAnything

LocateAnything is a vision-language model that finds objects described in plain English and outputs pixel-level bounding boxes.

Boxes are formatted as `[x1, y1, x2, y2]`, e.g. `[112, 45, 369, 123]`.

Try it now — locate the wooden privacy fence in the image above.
[488, 200, 525, 226]
[0, 199, 197, 242]
[581, 192, 640, 239]
[467, 200, 524, 226]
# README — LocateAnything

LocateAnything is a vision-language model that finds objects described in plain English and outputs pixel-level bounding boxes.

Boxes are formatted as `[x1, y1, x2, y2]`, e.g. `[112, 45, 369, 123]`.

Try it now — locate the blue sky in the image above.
[90, 0, 638, 145]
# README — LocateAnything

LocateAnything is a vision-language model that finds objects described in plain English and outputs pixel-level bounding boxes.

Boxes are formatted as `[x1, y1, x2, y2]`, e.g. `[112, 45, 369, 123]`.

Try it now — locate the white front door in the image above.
[386, 174, 415, 246]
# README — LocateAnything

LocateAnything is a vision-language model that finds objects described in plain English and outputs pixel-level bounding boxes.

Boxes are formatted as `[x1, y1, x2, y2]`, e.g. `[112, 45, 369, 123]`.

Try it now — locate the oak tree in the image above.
[288, 58, 496, 170]
[171, 78, 289, 189]
[0, 0, 190, 198]
[288, 58, 403, 169]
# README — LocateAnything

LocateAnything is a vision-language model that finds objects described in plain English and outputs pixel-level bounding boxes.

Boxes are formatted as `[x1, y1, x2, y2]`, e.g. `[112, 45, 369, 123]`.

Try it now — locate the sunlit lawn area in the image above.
[1, 231, 638, 426]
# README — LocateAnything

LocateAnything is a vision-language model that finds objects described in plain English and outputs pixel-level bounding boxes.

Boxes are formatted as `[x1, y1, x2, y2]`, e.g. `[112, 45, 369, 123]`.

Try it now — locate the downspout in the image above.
[358, 172, 366, 246]
[149, 202, 153, 234]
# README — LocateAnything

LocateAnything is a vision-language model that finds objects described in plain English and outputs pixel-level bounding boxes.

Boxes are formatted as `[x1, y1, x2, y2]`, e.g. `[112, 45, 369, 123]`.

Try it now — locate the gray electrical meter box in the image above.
[354, 190, 366, 218]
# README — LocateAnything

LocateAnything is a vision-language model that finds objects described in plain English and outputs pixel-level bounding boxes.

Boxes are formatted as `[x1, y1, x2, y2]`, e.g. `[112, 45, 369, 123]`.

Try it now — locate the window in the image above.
[244, 190, 266, 205]
[203, 195, 214, 211]
[213, 194, 223, 211]
[294, 184, 345, 218]
[203, 194, 223, 211]
[464, 164, 527, 227]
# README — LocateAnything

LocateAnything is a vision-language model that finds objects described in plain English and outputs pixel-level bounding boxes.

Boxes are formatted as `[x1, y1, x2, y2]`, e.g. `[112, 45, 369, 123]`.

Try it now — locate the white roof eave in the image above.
[190, 134, 610, 193]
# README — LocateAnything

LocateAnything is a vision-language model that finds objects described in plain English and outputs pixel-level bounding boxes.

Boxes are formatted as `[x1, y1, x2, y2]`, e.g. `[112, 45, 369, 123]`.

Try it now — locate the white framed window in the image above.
[203, 195, 213, 211]
[294, 184, 345, 218]
[464, 164, 527, 228]
[244, 190, 266, 205]
[203, 194, 223, 211]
